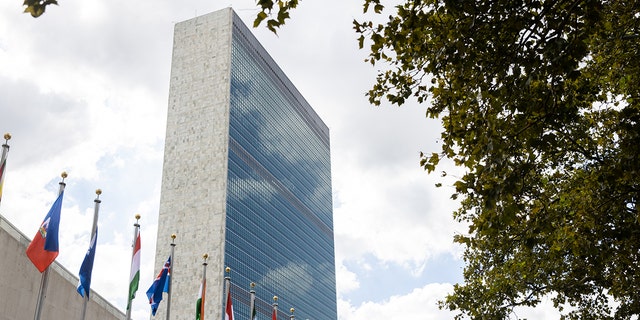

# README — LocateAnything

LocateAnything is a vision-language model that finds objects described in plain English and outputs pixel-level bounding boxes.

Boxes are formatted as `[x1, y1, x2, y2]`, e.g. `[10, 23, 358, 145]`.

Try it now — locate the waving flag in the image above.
[127, 227, 141, 311]
[26, 191, 65, 272]
[146, 255, 171, 316]
[77, 227, 98, 298]
[250, 295, 256, 320]
[225, 290, 234, 320]
[196, 278, 206, 320]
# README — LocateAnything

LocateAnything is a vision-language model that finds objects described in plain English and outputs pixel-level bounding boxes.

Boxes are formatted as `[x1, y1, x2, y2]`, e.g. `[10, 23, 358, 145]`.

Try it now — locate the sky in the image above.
[0, 1, 560, 319]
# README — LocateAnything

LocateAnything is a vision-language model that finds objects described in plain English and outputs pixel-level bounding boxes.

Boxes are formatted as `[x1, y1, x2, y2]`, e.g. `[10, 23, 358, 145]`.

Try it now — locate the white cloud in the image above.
[336, 261, 360, 295]
[338, 283, 456, 320]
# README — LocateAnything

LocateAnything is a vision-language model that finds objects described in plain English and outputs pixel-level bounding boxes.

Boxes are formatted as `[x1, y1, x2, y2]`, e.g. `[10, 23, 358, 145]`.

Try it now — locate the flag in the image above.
[77, 227, 98, 298]
[127, 228, 141, 310]
[272, 307, 277, 320]
[195, 278, 206, 320]
[146, 255, 171, 316]
[250, 295, 256, 320]
[26, 191, 64, 272]
[225, 290, 234, 320]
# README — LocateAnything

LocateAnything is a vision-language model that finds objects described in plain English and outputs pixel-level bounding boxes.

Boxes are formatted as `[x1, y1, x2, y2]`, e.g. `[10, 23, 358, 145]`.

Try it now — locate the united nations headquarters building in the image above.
[0, 7, 336, 320]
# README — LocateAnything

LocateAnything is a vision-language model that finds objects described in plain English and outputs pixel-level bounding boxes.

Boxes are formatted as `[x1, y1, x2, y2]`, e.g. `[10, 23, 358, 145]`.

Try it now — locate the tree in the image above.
[23, 0, 57, 18]
[253, 0, 299, 33]
[351, 0, 640, 318]
[22, 0, 299, 27]
[24, 0, 640, 317]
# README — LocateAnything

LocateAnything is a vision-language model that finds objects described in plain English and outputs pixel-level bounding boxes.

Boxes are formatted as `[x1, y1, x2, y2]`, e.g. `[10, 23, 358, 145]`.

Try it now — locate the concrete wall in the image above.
[0, 215, 124, 320]
[154, 7, 233, 320]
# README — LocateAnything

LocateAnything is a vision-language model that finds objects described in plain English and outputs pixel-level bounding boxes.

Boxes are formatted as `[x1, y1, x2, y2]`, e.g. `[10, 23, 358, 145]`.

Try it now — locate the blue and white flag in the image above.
[77, 227, 98, 298]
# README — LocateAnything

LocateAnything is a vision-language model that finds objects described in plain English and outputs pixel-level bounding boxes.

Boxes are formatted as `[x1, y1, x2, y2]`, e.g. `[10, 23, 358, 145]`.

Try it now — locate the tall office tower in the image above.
[154, 8, 337, 320]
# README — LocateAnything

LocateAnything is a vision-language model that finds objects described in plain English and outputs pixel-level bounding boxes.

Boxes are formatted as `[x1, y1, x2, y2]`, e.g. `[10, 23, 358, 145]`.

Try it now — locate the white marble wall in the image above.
[154, 8, 233, 320]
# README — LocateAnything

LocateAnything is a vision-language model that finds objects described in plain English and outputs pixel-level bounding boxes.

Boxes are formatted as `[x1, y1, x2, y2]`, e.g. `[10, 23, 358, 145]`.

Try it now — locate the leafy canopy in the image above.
[253, 0, 299, 33]
[256, 0, 639, 318]
[23, 0, 57, 18]
[353, 0, 640, 318]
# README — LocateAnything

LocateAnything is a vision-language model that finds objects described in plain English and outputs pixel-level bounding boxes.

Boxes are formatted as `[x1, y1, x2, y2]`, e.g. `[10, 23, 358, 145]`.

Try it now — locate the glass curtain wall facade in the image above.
[224, 13, 336, 320]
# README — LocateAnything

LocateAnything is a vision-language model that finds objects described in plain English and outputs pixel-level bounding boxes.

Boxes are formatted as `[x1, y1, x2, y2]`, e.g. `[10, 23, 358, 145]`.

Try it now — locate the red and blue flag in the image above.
[26, 191, 64, 272]
[146, 255, 171, 315]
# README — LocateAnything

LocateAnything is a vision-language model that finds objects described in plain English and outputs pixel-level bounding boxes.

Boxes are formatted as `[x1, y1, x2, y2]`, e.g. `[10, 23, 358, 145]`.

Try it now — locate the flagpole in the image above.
[225, 266, 231, 305]
[249, 282, 256, 320]
[126, 214, 141, 320]
[33, 171, 67, 320]
[0, 133, 12, 208]
[289, 307, 295, 320]
[166, 233, 176, 320]
[200, 253, 208, 320]
[273, 296, 278, 320]
[80, 189, 101, 320]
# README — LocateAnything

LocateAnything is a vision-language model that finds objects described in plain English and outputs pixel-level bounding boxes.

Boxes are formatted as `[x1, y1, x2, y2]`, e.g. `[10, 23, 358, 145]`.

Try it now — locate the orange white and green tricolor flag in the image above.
[196, 277, 206, 320]
[127, 227, 141, 310]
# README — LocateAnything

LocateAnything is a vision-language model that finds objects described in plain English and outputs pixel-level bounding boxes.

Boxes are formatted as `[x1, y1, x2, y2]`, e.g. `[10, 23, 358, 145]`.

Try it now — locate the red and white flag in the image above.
[224, 290, 234, 320]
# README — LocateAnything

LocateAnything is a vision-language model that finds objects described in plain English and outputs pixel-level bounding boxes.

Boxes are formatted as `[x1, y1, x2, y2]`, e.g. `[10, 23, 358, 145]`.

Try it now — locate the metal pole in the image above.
[125, 214, 141, 320]
[273, 296, 278, 320]
[80, 189, 101, 320]
[165, 234, 176, 320]
[0, 133, 12, 208]
[34, 172, 67, 320]
[201, 254, 208, 320]
[225, 267, 231, 303]
[225, 267, 232, 319]
[249, 282, 256, 320]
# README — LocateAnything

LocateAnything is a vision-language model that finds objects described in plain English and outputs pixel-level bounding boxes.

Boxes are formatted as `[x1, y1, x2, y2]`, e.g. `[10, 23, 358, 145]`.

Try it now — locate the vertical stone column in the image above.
[155, 8, 234, 320]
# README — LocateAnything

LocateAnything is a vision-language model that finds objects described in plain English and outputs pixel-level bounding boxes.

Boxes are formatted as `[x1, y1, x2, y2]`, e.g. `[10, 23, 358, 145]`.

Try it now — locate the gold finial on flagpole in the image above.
[96, 189, 102, 196]
[203, 253, 209, 260]
[226, 266, 230, 273]
[59, 172, 68, 190]
[3, 133, 10, 142]
[273, 296, 278, 302]
[131, 213, 140, 229]
[250, 282, 255, 289]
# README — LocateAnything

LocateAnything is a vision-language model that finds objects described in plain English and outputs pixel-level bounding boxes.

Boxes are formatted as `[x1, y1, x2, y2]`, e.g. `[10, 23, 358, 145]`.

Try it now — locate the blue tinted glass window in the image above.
[223, 20, 337, 320]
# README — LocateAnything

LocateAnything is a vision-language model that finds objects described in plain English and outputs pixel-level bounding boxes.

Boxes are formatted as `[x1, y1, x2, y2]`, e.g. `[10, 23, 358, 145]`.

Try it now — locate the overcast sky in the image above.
[0, 1, 560, 319]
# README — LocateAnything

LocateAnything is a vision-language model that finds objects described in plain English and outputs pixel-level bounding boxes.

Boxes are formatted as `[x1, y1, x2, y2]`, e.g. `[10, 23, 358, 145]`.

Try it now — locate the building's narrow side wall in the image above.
[155, 8, 234, 320]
